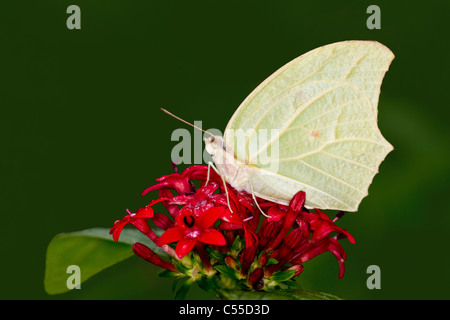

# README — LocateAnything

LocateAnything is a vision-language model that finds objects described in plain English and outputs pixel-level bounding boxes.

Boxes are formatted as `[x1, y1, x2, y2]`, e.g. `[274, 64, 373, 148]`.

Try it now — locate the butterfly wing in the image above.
[223, 41, 394, 211]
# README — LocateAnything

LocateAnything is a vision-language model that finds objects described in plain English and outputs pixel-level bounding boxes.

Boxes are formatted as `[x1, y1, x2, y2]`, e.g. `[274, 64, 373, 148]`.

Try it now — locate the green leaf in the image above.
[44, 227, 163, 295]
[288, 289, 343, 300]
[220, 289, 294, 300]
[266, 257, 279, 266]
[172, 276, 183, 293]
[230, 236, 244, 252]
[172, 259, 191, 275]
[215, 265, 239, 280]
[270, 269, 296, 282]
[219, 289, 343, 300]
[206, 247, 226, 260]
[175, 280, 191, 300]
[196, 275, 218, 293]
[158, 270, 180, 278]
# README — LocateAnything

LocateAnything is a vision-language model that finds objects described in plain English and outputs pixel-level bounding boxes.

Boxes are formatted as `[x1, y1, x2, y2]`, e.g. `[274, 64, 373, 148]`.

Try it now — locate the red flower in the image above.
[109, 198, 170, 242]
[264, 191, 306, 252]
[168, 182, 219, 216]
[141, 165, 222, 197]
[112, 163, 356, 292]
[158, 206, 227, 259]
[141, 172, 191, 196]
[287, 209, 356, 279]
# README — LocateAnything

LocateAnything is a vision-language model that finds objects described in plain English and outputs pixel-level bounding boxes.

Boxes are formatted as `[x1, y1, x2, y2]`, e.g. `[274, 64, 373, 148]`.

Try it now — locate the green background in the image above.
[2, 0, 449, 299]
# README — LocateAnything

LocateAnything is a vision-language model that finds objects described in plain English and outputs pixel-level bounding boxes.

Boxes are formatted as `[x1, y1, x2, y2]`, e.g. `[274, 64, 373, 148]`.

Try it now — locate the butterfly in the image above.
[167, 41, 394, 213]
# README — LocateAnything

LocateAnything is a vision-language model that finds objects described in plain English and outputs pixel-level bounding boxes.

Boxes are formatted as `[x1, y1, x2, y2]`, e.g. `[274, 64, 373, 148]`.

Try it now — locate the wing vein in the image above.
[254, 167, 352, 208]
[344, 55, 365, 80]
[247, 83, 345, 161]
[298, 159, 365, 195]
[319, 150, 376, 171]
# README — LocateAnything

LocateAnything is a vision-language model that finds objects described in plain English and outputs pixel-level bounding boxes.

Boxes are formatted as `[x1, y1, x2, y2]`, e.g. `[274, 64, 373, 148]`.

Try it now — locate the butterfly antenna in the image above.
[161, 108, 214, 137]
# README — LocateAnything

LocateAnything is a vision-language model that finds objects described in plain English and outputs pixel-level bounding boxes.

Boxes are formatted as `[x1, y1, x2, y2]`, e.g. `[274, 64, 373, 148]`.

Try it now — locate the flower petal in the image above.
[169, 195, 196, 205]
[158, 227, 185, 245]
[244, 227, 259, 248]
[221, 208, 243, 224]
[158, 188, 179, 218]
[237, 194, 254, 212]
[267, 206, 286, 222]
[130, 219, 152, 237]
[142, 173, 191, 195]
[193, 202, 215, 217]
[265, 205, 301, 252]
[146, 197, 172, 207]
[183, 165, 222, 184]
[197, 228, 226, 246]
[196, 207, 225, 229]
[196, 182, 219, 200]
[110, 220, 126, 242]
[181, 165, 208, 179]
[135, 206, 154, 219]
[327, 238, 347, 279]
[218, 221, 243, 230]
[175, 239, 196, 259]
[141, 182, 172, 196]
[209, 194, 228, 207]
[152, 212, 174, 230]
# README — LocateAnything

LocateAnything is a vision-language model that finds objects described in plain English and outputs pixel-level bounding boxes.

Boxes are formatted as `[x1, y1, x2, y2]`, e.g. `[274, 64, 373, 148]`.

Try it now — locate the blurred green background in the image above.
[1, 0, 449, 299]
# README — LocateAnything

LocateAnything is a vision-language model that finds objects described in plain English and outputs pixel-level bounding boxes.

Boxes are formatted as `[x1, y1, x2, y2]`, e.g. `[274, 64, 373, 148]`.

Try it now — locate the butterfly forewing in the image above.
[223, 41, 394, 211]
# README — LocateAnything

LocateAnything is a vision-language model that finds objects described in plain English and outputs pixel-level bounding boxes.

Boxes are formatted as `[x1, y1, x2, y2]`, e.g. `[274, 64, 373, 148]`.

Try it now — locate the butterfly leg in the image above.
[206, 161, 234, 213]
[205, 161, 213, 186]
[249, 179, 270, 218]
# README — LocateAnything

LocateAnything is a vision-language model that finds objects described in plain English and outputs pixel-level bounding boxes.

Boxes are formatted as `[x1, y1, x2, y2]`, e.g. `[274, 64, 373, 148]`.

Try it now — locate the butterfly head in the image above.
[204, 135, 225, 157]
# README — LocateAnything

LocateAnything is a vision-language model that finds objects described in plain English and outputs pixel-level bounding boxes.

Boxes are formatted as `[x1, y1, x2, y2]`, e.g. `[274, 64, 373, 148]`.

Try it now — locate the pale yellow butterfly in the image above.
[203, 40, 394, 212]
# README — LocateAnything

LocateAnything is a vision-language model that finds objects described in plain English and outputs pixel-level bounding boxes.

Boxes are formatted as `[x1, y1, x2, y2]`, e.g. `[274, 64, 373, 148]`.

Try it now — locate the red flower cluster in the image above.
[110, 164, 355, 292]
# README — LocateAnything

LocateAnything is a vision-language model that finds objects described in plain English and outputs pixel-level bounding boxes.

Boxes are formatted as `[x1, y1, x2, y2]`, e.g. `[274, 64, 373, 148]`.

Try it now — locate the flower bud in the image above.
[132, 242, 178, 273]
[240, 245, 257, 277]
[257, 252, 268, 267]
[286, 264, 304, 277]
[224, 256, 237, 269]
[248, 267, 264, 290]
